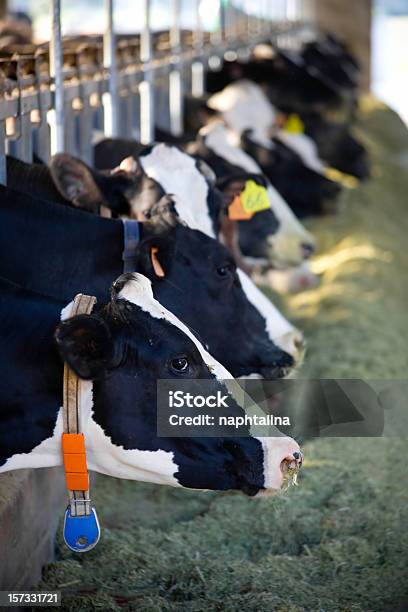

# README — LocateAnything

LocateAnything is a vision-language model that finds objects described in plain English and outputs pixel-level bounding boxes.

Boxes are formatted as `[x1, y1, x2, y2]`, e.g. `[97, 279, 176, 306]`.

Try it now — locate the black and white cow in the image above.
[0, 183, 298, 378]
[0, 272, 301, 495]
[187, 121, 318, 261]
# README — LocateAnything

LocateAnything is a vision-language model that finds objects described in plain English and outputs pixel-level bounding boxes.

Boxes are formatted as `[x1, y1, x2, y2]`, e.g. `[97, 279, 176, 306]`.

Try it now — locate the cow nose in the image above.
[325, 181, 342, 200]
[275, 330, 306, 367]
[301, 243, 315, 259]
[260, 350, 294, 380]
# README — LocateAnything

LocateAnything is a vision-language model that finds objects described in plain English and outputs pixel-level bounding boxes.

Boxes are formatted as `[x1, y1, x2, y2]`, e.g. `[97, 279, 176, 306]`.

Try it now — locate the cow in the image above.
[187, 121, 317, 264]
[0, 183, 301, 378]
[0, 272, 302, 495]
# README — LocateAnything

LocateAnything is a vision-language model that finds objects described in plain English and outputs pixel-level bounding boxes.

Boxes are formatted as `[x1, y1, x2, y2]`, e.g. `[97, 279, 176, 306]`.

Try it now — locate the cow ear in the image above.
[136, 199, 179, 279]
[217, 177, 247, 210]
[50, 154, 107, 213]
[55, 314, 113, 380]
[116, 155, 143, 177]
[144, 194, 180, 230]
[216, 174, 267, 209]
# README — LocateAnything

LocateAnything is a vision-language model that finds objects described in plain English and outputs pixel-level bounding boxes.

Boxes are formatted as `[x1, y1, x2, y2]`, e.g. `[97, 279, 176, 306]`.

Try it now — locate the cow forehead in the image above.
[139, 144, 215, 237]
[118, 274, 232, 380]
[201, 121, 261, 174]
[208, 80, 275, 146]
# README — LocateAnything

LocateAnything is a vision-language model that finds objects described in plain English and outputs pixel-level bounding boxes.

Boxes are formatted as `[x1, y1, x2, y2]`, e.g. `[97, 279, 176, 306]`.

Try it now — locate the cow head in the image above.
[134, 198, 296, 379]
[193, 121, 316, 268]
[49, 153, 165, 217]
[55, 272, 302, 494]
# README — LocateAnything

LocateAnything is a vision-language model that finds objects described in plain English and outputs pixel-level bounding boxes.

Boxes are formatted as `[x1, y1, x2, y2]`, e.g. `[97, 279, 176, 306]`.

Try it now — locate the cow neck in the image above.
[0, 184, 141, 301]
[61, 292, 101, 553]
[0, 278, 65, 468]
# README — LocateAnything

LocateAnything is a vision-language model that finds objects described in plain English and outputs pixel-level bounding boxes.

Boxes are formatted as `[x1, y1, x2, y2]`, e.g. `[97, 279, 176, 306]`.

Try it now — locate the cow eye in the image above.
[216, 263, 233, 277]
[170, 356, 189, 373]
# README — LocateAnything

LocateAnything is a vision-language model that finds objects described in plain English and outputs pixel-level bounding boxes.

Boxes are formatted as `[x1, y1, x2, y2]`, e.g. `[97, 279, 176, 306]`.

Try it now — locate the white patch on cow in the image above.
[277, 131, 325, 173]
[139, 144, 215, 237]
[118, 273, 232, 380]
[208, 80, 275, 148]
[0, 409, 65, 472]
[237, 269, 294, 341]
[257, 436, 301, 492]
[237, 269, 305, 366]
[85, 418, 180, 486]
[201, 120, 262, 173]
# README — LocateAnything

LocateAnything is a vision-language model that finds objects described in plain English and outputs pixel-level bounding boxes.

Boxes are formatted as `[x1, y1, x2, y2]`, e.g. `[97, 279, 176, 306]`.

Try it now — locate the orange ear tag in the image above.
[228, 194, 253, 221]
[151, 247, 165, 277]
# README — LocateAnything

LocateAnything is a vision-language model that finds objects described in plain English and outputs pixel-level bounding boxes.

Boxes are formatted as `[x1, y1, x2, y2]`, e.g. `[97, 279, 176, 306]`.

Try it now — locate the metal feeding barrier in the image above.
[0, 0, 315, 184]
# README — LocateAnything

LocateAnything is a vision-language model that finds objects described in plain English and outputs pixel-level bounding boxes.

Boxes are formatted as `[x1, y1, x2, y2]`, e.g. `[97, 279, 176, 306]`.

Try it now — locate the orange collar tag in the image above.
[151, 247, 165, 277]
[62, 432, 90, 492]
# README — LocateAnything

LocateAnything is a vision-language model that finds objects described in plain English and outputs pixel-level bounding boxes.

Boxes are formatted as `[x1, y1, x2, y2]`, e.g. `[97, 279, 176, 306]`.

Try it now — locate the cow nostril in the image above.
[301, 243, 315, 259]
[294, 335, 305, 351]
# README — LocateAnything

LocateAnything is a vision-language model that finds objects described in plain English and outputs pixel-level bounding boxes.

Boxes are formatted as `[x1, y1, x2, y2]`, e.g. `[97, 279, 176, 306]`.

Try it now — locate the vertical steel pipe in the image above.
[103, 0, 119, 137]
[192, 0, 204, 97]
[140, 0, 154, 144]
[49, 0, 64, 154]
[169, 0, 183, 135]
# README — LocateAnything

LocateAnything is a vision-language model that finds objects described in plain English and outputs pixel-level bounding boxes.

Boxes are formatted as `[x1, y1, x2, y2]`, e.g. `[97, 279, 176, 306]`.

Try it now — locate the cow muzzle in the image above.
[275, 329, 306, 369]
[256, 436, 303, 496]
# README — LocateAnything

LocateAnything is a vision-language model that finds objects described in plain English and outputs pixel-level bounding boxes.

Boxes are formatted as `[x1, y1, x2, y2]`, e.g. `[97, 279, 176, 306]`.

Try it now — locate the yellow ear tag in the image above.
[151, 247, 165, 277]
[240, 180, 270, 215]
[228, 180, 270, 220]
[284, 113, 305, 134]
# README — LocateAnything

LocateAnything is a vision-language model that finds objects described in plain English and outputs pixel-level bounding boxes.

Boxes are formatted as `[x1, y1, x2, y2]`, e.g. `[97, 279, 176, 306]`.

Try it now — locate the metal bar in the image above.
[192, 0, 204, 97]
[103, 0, 119, 137]
[140, 0, 154, 144]
[49, 0, 64, 154]
[169, 0, 183, 135]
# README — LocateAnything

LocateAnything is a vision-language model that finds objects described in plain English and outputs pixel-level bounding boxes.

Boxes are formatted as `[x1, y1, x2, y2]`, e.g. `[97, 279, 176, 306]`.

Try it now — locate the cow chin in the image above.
[268, 231, 316, 269]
